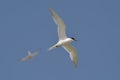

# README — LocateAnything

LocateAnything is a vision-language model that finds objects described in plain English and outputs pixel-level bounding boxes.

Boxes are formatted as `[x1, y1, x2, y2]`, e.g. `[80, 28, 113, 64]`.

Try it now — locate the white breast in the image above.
[58, 38, 73, 46]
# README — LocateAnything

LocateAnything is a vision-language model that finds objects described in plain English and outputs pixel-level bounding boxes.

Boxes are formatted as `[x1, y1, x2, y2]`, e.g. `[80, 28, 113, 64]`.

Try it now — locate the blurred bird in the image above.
[19, 50, 40, 62]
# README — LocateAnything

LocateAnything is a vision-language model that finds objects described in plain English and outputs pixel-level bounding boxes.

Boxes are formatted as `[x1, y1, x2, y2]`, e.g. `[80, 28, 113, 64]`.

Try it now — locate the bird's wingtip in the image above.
[73, 59, 78, 68]
[48, 7, 52, 11]
[74, 64, 78, 68]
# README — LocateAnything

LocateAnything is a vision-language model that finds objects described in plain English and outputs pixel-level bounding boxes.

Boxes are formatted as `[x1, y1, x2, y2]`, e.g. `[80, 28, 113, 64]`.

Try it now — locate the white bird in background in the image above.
[19, 50, 40, 62]
[49, 8, 78, 67]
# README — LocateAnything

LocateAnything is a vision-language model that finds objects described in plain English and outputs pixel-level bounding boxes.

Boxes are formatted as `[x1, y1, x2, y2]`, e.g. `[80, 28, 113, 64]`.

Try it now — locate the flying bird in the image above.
[49, 8, 78, 67]
[19, 50, 40, 62]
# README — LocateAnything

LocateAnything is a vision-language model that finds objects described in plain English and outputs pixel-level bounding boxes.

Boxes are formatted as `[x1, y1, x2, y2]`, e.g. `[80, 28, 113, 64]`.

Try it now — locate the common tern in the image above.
[19, 50, 40, 62]
[49, 8, 78, 67]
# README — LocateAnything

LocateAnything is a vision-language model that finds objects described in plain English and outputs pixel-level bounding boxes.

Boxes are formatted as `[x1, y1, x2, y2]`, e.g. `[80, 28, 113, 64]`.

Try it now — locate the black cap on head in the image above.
[70, 37, 77, 41]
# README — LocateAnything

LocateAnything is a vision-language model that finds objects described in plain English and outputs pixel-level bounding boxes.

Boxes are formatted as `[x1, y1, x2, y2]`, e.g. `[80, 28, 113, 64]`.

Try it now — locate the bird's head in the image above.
[70, 37, 77, 41]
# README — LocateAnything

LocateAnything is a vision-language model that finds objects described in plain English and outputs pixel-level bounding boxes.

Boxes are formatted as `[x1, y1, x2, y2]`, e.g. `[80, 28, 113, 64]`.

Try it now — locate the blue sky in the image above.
[0, 0, 120, 80]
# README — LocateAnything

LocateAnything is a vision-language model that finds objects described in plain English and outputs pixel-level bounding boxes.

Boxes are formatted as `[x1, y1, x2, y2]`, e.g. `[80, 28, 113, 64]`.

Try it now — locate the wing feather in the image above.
[49, 8, 67, 40]
[19, 56, 30, 62]
[63, 44, 78, 67]
[32, 50, 40, 57]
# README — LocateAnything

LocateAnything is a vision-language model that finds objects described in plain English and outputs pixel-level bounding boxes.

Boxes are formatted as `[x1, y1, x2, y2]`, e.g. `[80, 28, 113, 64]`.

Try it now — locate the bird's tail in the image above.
[48, 45, 57, 51]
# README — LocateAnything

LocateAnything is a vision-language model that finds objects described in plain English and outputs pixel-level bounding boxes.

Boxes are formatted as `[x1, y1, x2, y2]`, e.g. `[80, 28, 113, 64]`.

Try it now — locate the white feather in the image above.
[49, 8, 78, 67]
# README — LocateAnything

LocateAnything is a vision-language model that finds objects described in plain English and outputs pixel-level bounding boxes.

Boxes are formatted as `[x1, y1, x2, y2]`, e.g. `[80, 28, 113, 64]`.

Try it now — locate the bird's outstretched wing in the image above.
[19, 56, 30, 62]
[49, 8, 67, 40]
[63, 44, 78, 67]
[31, 50, 40, 57]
